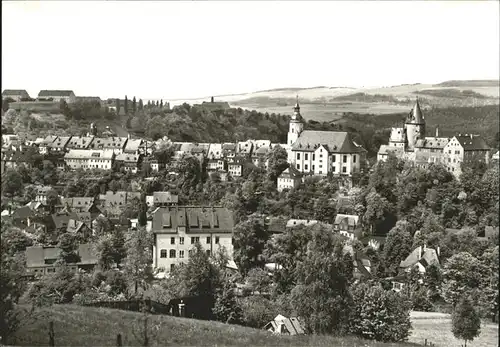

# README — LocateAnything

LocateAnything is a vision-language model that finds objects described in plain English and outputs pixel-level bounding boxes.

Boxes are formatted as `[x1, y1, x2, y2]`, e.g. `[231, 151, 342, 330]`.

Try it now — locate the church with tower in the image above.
[285, 97, 367, 180]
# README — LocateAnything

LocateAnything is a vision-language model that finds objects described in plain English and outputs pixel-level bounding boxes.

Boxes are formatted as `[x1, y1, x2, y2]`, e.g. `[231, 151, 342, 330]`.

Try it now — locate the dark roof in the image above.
[153, 192, 179, 204]
[2, 89, 29, 96]
[152, 206, 234, 234]
[292, 131, 365, 153]
[38, 90, 75, 97]
[51, 211, 79, 230]
[279, 167, 302, 179]
[406, 99, 424, 124]
[26, 243, 97, 268]
[12, 206, 35, 219]
[454, 134, 490, 151]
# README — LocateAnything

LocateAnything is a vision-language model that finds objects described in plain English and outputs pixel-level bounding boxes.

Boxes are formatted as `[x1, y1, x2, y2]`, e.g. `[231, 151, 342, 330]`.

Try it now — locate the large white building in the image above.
[152, 206, 234, 273]
[287, 99, 367, 179]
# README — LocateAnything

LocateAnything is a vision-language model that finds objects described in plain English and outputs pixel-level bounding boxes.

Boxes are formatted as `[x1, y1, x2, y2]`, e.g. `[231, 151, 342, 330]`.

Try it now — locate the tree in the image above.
[160, 99, 163, 109]
[138, 99, 144, 111]
[290, 231, 352, 335]
[123, 227, 154, 297]
[110, 228, 127, 267]
[442, 252, 487, 307]
[350, 283, 412, 342]
[232, 215, 270, 275]
[246, 267, 271, 294]
[314, 196, 336, 223]
[266, 145, 288, 183]
[132, 96, 137, 114]
[212, 277, 242, 324]
[95, 234, 115, 270]
[382, 221, 414, 277]
[363, 189, 394, 234]
[452, 297, 481, 347]
[57, 233, 80, 264]
[2, 169, 23, 201]
[1, 227, 33, 256]
[115, 98, 120, 113]
[124, 95, 129, 115]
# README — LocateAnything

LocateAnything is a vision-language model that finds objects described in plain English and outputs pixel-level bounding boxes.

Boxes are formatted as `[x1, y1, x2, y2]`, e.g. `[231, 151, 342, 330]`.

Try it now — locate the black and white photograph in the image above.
[1, 1, 499, 346]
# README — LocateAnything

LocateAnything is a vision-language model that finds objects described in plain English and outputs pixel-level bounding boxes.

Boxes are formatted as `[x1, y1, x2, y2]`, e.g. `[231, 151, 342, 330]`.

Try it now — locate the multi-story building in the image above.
[277, 167, 302, 192]
[115, 153, 141, 174]
[152, 206, 234, 273]
[89, 137, 128, 155]
[377, 98, 491, 178]
[287, 99, 367, 181]
[66, 136, 95, 150]
[37, 90, 76, 103]
[64, 149, 114, 170]
[443, 134, 491, 176]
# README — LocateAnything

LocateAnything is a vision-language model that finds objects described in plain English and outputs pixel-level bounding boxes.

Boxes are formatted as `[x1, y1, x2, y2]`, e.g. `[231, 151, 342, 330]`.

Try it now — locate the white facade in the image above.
[228, 163, 242, 177]
[153, 232, 233, 272]
[64, 149, 114, 170]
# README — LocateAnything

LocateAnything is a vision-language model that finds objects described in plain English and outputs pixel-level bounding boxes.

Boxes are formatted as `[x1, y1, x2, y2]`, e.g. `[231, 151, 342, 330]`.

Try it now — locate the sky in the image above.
[2, 1, 499, 100]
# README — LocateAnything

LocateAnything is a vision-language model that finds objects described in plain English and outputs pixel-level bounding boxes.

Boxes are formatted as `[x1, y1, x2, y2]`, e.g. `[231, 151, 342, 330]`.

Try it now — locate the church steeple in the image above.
[288, 95, 304, 146]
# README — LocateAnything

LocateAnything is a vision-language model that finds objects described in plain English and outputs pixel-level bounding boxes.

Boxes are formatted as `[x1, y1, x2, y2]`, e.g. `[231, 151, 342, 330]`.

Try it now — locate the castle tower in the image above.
[404, 98, 425, 151]
[287, 95, 304, 146]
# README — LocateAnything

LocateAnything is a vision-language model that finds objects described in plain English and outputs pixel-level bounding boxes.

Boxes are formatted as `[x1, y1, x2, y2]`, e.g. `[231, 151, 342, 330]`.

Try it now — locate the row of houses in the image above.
[3, 89, 77, 103]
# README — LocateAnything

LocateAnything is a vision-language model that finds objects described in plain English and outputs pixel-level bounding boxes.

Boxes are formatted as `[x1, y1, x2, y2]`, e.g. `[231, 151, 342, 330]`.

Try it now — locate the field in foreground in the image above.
[11, 305, 416, 347]
[10, 305, 498, 347]
[408, 312, 499, 347]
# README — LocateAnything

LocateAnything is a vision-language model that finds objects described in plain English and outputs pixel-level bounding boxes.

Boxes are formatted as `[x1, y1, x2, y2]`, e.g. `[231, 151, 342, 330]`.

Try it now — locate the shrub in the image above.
[411, 288, 433, 312]
[350, 283, 412, 342]
[238, 296, 279, 328]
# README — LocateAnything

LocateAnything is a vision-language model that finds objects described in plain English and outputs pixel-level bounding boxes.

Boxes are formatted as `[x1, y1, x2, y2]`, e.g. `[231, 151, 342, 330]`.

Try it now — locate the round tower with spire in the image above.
[287, 95, 304, 146]
[404, 97, 426, 151]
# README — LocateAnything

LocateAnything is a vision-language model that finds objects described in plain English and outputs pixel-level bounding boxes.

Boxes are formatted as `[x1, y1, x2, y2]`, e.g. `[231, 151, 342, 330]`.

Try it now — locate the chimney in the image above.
[423, 244, 426, 253]
[435, 127, 439, 137]
[437, 246, 440, 257]
[418, 246, 422, 260]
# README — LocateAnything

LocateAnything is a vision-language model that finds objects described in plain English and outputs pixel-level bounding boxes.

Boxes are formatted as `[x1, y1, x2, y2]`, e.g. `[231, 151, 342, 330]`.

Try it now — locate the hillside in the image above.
[11, 305, 499, 347]
[12, 305, 416, 347]
[167, 80, 499, 122]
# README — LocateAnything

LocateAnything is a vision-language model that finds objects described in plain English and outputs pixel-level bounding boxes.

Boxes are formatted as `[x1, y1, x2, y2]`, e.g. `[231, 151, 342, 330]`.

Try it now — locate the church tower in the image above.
[287, 96, 304, 146]
[404, 97, 425, 151]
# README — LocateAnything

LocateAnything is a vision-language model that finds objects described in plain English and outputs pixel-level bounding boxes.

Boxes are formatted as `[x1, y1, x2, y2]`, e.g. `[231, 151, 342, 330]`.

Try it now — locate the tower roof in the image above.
[406, 98, 424, 124]
[292, 95, 303, 121]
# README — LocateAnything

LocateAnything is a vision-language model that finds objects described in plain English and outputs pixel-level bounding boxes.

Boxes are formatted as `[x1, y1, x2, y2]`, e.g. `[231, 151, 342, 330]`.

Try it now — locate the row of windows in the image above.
[296, 153, 355, 163]
[160, 249, 212, 258]
[168, 236, 220, 245]
[296, 163, 348, 173]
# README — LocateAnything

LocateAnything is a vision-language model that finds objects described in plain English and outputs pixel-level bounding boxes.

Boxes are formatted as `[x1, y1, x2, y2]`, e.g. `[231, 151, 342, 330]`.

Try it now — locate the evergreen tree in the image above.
[156, 100, 159, 107]
[138, 99, 144, 111]
[124, 95, 129, 114]
[212, 277, 243, 324]
[123, 227, 154, 297]
[452, 297, 481, 347]
[147, 100, 151, 109]
[160, 99, 163, 108]
[132, 96, 137, 113]
[115, 98, 120, 113]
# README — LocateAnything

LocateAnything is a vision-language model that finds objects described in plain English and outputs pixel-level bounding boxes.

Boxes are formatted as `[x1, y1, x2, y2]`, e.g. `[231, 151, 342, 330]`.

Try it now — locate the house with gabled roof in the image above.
[277, 166, 301, 192]
[64, 149, 114, 170]
[37, 90, 76, 103]
[400, 245, 440, 274]
[334, 214, 360, 240]
[443, 134, 491, 178]
[264, 315, 305, 335]
[38, 135, 58, 155]
[115, 153, 141, 173]
[49, 136, 72, 153]
[25, 243, 97, 276]
[2, 89, 31, 101]
[89, 137, 128, 155]
[123, 138, 143, 154]
[66, 136, 95, 150]
[146, 192, 179, 208]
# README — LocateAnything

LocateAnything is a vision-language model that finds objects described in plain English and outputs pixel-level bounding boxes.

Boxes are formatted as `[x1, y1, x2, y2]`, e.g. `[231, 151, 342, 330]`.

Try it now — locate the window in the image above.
[332, 155, 336, 162]
[448, 158, 451, 163]
[304, 164, 308, 170]
[343, 155, 347, 163]
[296, 153, 300, 160]
[342, 167, 347, 173]
[206, 250, 211, 256]
[191, 237, 200, 244]
[160, 249, 167, 258]
[179, 250, 185, 258]
[332, 166, 336, 172]
[206, 236, 211, 244]
[171, 237, 175, 245]
[353, 155, 356, 163]
[312, 165, 315, 170]
[304, 153, 308, 160]
[169, 249, 176, 258]
[215, 236, 220, 244]
[312, 154, 315, 160]
[319, 165, 322, 168]
[296, 164, 300, 170]
[448, 150, 451, 154]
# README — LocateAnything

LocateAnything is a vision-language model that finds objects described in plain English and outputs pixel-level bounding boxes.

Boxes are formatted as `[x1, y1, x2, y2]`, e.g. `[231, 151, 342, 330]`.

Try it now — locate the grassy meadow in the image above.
[10, 305, 499, 347]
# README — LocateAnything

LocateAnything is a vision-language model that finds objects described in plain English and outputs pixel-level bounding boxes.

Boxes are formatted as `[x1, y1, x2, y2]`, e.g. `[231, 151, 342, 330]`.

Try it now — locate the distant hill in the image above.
[436, 80, 499, 87]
